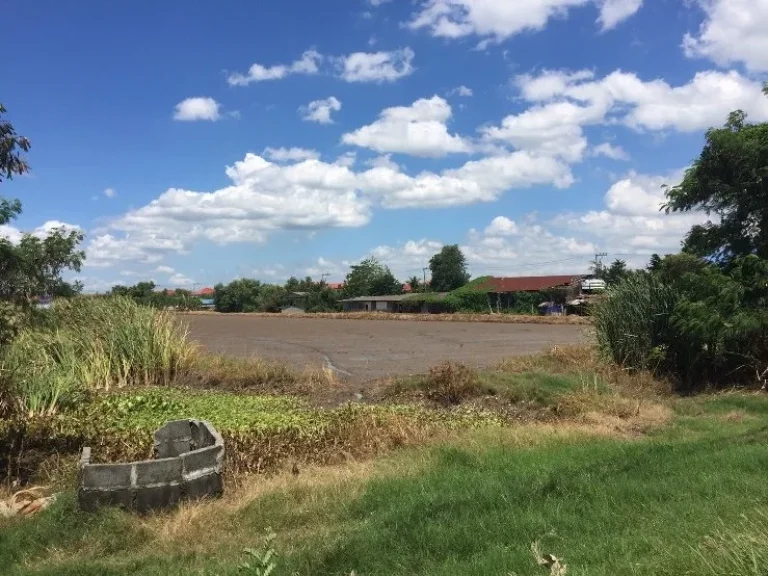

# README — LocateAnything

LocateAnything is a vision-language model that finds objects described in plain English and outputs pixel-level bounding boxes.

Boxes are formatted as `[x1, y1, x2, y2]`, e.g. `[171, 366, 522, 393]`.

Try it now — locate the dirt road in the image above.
[184, 315, 590, 382]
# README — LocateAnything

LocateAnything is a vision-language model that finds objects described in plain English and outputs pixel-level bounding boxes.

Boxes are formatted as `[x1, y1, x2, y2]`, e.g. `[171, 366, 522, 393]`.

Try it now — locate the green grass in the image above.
[389, 366, 608, 408]
[4, 393, 768, 575]
[480, 371, 608, 406]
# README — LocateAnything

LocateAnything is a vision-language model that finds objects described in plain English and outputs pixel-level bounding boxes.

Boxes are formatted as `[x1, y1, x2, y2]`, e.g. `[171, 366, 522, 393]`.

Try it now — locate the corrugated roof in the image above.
[479, 275, 581, 292]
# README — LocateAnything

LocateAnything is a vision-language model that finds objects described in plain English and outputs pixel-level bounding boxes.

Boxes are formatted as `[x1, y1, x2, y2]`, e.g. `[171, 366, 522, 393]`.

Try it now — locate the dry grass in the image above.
[181, 352, 333, 395]
[499, 345, 672, 397]
[180, 310, 592, 325]
[138, 454, 433, 555]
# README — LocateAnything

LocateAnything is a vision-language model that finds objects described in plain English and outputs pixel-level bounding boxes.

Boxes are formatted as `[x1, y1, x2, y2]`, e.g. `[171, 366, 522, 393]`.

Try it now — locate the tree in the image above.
[1, 103, 30, 226]
[664, 104, 768, 263]
[214, 279, 262, 312]
[406, 275, 421, 292]
[258, 284, 286, 313]
[647, 253, 663, 272]
[429, 245, 469, 292]
[342, 257, 401, 298]
[0, 104, 84, 308]
[370, 267, 402, 296]
[604, 259, 629, 286]
[284, 276, 300, 293]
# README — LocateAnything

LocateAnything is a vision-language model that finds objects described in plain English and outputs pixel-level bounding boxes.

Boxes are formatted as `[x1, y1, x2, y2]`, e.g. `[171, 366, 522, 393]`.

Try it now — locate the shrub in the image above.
[423, 362, 482, 405]
[595, 256, 768, 389]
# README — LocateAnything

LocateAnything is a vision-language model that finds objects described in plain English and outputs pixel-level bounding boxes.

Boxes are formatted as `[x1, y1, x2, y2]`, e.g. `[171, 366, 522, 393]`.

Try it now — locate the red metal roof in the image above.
[326, 282, 344, 290]
[193, 287, 215, 296]
[479, 275, 580, 292]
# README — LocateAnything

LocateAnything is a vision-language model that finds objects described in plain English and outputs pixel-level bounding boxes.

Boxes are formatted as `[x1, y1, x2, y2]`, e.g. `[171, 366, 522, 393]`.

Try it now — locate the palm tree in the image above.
[406, 275, 421, 292]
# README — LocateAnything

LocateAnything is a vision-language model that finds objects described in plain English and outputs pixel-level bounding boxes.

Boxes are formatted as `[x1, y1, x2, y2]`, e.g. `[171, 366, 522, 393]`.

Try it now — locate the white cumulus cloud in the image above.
[169, 273, 194, 287]
[596, 0, 643, 31]
[103, 187, 117, 198]
[173, 97, 221, 121]
[1, 220, 81, 245]
[592, 142, 629, 160]
[338, 48, 415, 83]
[227, 50, 322, 86]
[481, 99, 607, 162]
[448, 85, 473, 97]
[301, 96, 342, 124]
[406, 0, 642, 43]
[515, 68, 768, 133]
[342, 96, 472, 157]
[683, 0, 768, 72]
[262, 147, 321, 162]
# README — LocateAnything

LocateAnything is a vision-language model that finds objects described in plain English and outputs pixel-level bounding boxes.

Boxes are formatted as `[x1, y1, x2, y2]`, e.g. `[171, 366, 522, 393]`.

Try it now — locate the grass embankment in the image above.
[2, 393, 767, 575]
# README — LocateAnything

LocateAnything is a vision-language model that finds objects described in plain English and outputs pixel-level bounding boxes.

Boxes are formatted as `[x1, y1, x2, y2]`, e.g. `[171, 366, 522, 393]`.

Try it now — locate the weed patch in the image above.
[181, 353, 331, 396]
[1, 388, 507, 482]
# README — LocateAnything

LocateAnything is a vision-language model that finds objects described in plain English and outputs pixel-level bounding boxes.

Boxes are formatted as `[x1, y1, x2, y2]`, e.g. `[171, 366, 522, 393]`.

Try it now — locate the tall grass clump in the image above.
[595, 256, 768, 390]
[593, 273, 679, 374]
[0, 296, 195, 417]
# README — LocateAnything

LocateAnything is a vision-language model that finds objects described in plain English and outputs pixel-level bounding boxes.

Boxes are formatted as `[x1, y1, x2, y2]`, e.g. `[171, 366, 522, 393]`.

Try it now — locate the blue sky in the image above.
[2, 0, 767, 291]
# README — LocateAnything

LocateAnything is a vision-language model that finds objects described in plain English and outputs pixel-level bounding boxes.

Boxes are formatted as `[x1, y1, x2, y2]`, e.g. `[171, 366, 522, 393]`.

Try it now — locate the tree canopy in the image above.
[0, 104, 84, 308]
[429, 245, 469, 292]
[665, 100, 768, 263]
[342, 257, 402, 298]
[604, 259, 629, 286]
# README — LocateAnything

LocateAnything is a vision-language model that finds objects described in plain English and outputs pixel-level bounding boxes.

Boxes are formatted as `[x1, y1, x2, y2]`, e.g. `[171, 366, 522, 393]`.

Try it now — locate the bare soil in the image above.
[183, 315, 590, 382]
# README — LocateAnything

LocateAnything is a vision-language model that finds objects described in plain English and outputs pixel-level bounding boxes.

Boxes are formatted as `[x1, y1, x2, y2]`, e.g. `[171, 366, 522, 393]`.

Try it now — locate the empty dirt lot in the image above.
[184, 315, 590, 382]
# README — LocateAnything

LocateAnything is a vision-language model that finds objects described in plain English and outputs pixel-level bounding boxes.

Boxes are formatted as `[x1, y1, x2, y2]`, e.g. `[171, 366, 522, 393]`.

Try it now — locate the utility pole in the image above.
[320, 272, 330, 285]
[592, 252, 608, 277]
[422, 266, 429, 292]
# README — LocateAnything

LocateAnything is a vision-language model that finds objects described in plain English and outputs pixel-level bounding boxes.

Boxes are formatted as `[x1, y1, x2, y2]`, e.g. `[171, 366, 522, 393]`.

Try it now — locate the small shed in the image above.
[340, 295, 411, 312]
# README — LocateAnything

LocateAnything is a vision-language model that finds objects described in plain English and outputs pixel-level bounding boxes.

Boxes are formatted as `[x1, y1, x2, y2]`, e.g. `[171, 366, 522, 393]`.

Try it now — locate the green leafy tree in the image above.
[0, 106, 83, 303]
[370, 267, 402, 296]
[604, 259, 629, 286]
[342, 257, 400, 297]
[665, 103, 768, 263]
[284, 276, 300, 293]
[406, 275, 421, 292]
[647, 253, 663, 272]
[429, 245, 469, 292]
[214, 279, 262, 312]
[1, 104, 84, 345]
[304, 287, 341, 312]
[258, 284, 287, 312]
[1, 103, 30, 224]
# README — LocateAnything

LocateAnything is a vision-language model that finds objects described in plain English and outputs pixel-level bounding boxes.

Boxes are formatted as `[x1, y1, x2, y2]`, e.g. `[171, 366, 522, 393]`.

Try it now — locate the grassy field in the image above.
[3, 347, 768, 575]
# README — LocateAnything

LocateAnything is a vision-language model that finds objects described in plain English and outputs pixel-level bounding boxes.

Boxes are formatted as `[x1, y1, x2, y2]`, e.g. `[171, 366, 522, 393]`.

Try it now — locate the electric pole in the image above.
[422, 266, 429, 292]
[320, 272, 330, 286]
[592, 252, 608, 277]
